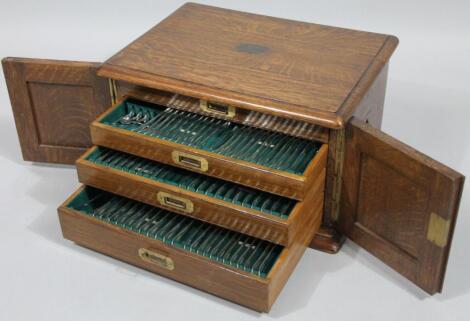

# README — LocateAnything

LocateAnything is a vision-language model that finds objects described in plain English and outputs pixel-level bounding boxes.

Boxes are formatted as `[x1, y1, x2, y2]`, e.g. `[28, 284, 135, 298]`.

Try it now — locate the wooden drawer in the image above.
[58, 186, 322, 312]
[113, 82, 330, 143]
[76, 146, 325, 246]
[90, 98, 328, 200]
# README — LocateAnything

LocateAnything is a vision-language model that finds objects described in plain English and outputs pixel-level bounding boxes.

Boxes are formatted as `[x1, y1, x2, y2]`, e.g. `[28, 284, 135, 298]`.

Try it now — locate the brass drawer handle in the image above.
[200, 99, 236, 118]
[138, 248, 174, 270]
[157, 191, 194, 213]
[172, 151, 208, 172]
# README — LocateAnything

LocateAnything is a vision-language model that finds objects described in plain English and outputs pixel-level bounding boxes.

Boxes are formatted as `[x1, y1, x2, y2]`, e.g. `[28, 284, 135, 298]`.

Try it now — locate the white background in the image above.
[0, 1, 469, 320]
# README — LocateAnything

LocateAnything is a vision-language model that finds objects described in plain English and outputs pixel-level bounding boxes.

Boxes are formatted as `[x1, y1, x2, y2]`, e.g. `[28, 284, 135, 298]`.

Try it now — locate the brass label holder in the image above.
[138, 248, 174, 270]
[200, 99, 236, 118]
[157, 191, 194, 213]
[172, 151, 208, 172]
[427, 212, 451, 248]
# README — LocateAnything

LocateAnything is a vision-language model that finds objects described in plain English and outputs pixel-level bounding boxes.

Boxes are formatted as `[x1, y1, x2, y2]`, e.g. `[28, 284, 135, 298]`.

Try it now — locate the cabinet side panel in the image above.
[310, 64, 388, 252]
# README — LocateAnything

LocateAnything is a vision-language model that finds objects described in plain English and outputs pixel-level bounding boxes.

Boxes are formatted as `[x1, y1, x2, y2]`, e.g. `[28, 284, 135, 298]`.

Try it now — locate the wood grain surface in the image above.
[90, 103, 328, 200]
[98, 3, 398, 128]
[58, 185, 322, 312]
[2, 58, 111, 164]
[76, 146, 325, 246]
[115, 81, 330, 143]
[339, 118, 465, 294]
[311, 64, 388, 252]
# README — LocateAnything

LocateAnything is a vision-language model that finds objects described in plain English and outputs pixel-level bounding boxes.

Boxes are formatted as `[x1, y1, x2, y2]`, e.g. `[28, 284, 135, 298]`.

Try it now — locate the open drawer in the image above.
[76, 146, 325, 246]
[90, 98, 328, 200]
[58, 186, 322, 312]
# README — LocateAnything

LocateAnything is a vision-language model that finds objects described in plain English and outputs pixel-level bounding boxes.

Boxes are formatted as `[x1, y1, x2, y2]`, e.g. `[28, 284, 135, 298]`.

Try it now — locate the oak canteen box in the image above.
[2, 3, 464, 312]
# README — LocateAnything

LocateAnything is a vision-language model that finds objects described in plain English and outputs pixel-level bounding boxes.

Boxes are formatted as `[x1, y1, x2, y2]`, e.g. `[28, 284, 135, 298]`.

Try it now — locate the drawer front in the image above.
[76, 146, 325, 246]
[58, 186, 322, 312]
[90, 98, 328, 200]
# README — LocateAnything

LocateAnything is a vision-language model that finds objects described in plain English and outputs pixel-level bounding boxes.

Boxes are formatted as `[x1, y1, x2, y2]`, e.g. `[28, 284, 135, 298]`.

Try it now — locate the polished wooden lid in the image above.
[98, 3, 398, 128]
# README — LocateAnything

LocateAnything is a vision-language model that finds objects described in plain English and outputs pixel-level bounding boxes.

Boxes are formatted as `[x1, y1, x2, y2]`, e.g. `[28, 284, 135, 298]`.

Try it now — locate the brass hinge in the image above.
[331, 128, 345, 222]
[108, 78, 117, 104]
[427, 212, 451, 248]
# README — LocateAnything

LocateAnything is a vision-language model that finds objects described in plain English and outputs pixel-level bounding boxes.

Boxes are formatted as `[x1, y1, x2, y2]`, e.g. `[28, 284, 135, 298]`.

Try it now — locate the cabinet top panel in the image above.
[98, 3, 398, 128]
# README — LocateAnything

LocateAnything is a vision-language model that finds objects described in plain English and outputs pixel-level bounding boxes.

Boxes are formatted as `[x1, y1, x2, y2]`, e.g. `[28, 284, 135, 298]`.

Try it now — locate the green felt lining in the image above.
[86, 147, 297, 219]
[100, 99, 321, 175]
[67, 186, 283, 278]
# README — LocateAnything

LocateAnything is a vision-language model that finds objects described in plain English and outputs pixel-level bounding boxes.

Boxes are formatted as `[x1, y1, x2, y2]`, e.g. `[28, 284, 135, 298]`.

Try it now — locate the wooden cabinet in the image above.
[2, 2, 464, 312]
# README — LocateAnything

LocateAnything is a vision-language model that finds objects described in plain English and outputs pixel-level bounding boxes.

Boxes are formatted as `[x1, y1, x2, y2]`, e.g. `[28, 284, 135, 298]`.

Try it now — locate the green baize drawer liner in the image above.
[86, 147, 297, 219]
[67, 187, 283, 278]
[100, 99, 321, 175]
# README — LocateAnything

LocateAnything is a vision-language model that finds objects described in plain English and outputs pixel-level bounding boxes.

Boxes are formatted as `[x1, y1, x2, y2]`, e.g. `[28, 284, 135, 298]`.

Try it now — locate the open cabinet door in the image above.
[339, 118, 464, 294]
[2, 58, 111, 164]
